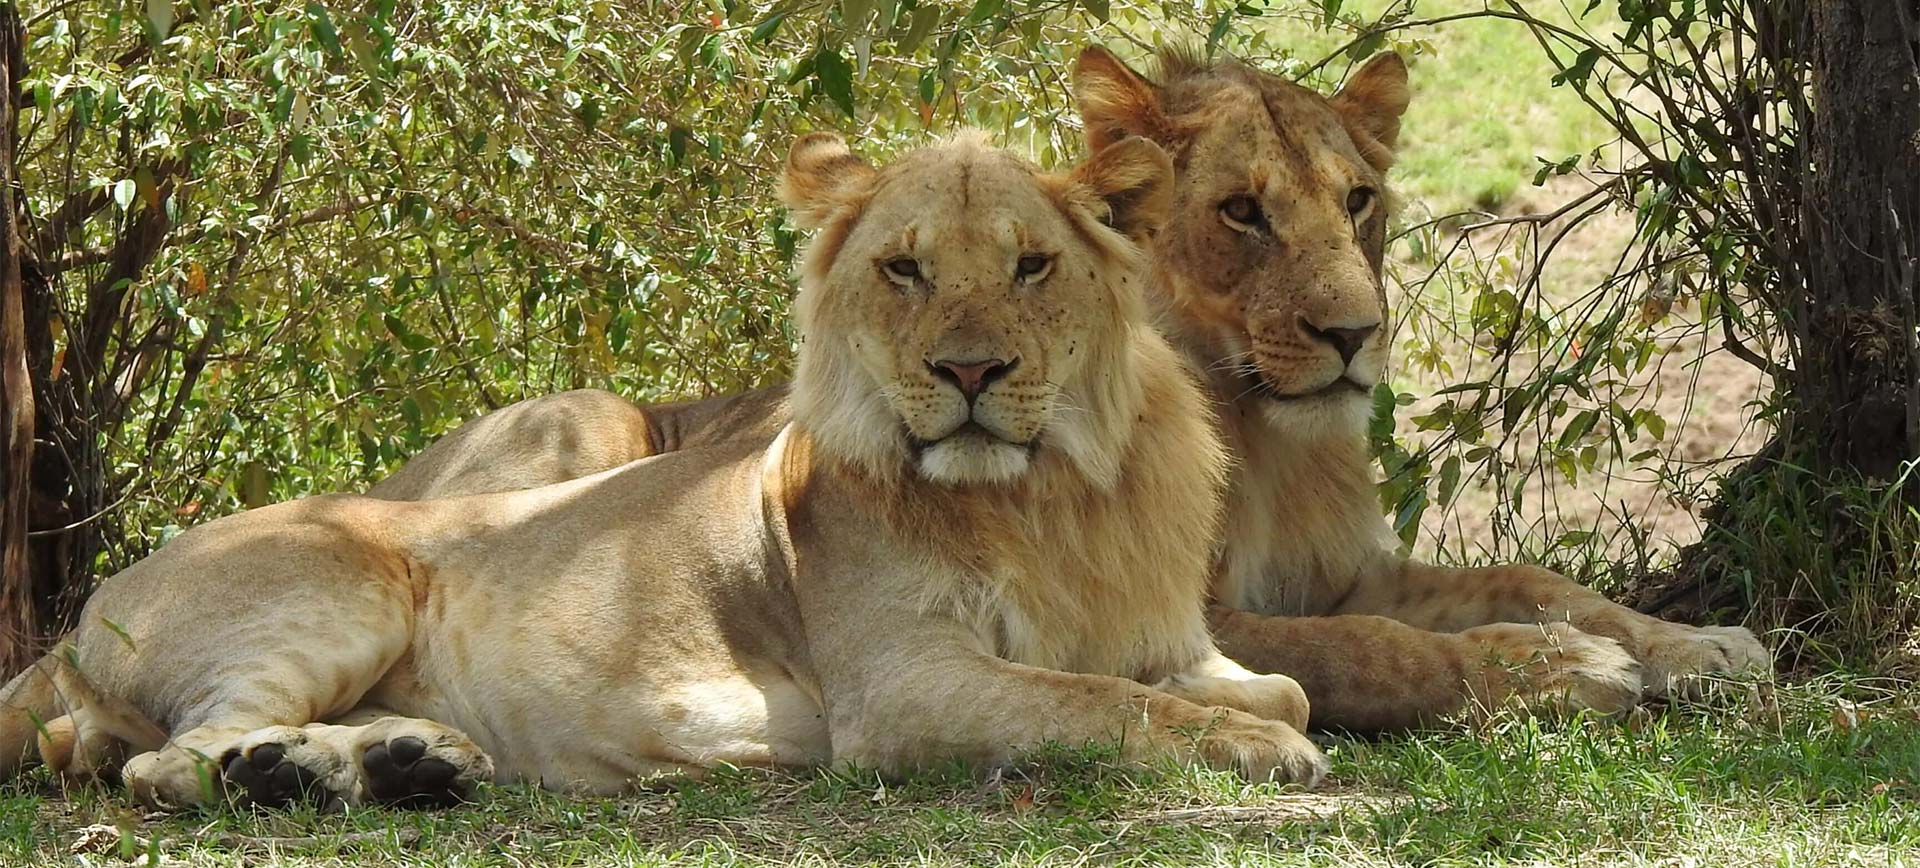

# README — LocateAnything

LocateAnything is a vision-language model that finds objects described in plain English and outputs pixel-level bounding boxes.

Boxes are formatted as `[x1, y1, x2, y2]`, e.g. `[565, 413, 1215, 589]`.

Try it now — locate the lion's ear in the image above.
[1073, 46, 1172, 152]
[780, 133, 877, 230]
[1329, 52, 1410, 171]
[1070, 136, 1174, 242]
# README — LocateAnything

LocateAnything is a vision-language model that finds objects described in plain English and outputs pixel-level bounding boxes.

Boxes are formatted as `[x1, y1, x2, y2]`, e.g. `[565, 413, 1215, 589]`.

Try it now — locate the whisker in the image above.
[1205, 352, 1256, 374]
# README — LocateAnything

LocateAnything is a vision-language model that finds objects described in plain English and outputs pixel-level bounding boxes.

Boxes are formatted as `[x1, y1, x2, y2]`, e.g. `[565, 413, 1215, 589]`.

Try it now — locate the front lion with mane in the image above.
[1, 133, 1327, 808]
[344, 47, 1772, 731]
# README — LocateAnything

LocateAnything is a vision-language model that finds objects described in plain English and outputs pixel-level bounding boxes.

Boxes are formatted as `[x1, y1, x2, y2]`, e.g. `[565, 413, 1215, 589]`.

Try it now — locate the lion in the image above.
[352, 49, 1772, 733]
[0, 133, 1331, 809]
[1070, 47, 1771, 728]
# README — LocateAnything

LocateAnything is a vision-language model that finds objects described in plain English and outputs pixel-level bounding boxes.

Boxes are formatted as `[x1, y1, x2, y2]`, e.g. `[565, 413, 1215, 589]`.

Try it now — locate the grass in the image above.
[7, 677, 1916, 867]
[1267, 0, 1620, 215]
[1385, 1, 1619, 215]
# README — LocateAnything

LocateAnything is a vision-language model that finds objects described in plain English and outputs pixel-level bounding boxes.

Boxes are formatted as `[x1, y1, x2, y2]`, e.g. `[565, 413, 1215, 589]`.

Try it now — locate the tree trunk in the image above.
[1796, 0, 1920, 480]
[1634, 0, 1920, 656]
[0, 3, 35, 677]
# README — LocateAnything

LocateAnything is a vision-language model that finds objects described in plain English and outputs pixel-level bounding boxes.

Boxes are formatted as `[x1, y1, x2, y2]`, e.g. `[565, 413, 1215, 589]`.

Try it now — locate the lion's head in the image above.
[1072, 48, 1410, 441]
[780, 131, 1174, 488]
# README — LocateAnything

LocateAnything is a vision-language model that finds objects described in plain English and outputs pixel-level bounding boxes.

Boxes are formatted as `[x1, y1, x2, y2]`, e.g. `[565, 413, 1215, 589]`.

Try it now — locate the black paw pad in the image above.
[363, 736, 470, 807]
[220, 741, 327, 808]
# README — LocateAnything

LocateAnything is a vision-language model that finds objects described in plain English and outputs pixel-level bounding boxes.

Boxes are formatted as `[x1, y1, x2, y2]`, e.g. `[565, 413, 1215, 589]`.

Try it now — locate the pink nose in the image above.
[928, 357, 1016, 400]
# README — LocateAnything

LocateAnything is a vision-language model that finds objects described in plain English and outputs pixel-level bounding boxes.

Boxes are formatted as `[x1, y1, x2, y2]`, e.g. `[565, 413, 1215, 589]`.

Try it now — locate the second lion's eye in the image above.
[1016, 254, 1053, 282]
[1220, 195, 1263, 232]
[883, 257, 922, 284]
[1346, 186, 1376, 216]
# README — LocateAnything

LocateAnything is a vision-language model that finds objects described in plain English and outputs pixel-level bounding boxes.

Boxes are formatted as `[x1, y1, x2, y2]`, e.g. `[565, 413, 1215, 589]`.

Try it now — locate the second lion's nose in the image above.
[928, 357, 1017, 401]
[1299, 318, 1378, 367]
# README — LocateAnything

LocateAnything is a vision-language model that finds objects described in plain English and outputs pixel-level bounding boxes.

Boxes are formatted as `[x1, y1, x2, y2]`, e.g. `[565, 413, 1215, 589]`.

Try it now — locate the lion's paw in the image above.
[219, 725, 359, 809]
[1156, 671, 1311, 731]
[1637, 623, 1772, 698]
[360, 731, 493, 807]
[1188, 709, 1328, 788]
[123, 718, 494, 812]
[124, 745, 226, 811]
[1464, 622, 1643, 716]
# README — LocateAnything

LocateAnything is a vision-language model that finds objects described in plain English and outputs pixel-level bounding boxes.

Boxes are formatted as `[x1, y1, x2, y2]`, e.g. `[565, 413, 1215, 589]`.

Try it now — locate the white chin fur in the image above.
[1256, 389, 1373, 442]
[916, 436, 1033, 485]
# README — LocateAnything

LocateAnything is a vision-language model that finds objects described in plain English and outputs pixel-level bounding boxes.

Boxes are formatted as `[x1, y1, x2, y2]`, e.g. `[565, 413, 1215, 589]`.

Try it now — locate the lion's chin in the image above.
[914, 430, 1035, 486]
[1254, 387, 1372, 443]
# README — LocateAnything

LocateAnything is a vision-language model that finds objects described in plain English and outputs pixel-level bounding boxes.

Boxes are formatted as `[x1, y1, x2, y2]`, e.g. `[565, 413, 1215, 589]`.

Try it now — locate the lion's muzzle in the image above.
[926, 356, 1018, 403]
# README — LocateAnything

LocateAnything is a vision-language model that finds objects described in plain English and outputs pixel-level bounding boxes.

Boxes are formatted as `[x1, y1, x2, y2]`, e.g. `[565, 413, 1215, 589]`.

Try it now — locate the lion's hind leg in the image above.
[16, 652, 167, 783]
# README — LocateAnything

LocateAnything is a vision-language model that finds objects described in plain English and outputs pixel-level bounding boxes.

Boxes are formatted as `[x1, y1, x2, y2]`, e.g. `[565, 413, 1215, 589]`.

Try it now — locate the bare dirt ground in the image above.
[1390, 177, 1772, 569]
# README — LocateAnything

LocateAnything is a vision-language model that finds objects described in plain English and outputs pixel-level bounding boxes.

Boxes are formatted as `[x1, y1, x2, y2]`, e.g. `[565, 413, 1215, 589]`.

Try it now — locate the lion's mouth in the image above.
[905, 421, 1038, 455]
[1244, 372, 1370, 403]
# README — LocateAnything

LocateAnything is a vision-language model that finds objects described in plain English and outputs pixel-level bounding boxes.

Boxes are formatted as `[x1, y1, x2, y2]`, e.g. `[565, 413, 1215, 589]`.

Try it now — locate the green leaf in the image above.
[1555, 530, 1594, 548]
[965, 0, 1003, 24]
[1437, 455, 1462, 507]
[750, 11, 787, 43]
[1208, 13, 1234, 50]
[815, 48, 856, 117]
[112, 178, 137, 211]
[917, 66, 938, 104]
[1367, 382, 1398, 445]
[1080, 0, 1110, 23]
[147, 0, 174, 40]
[901, 5, 941, 53]
[1501, 385, 1532, 433]
[1390, 488, 1427, 547]
[841, 0, 874, 31]
[100, 617, 137, 650]
[1557, 408, 1598, 448]
[306, 3, 343, 56]
[1551, 47, 1602, 89]
[1644, 411, 1667, 441]
[1346, 31, 1385, 61]
[577, 95, 603, 131]
[667, 126, 691, 164]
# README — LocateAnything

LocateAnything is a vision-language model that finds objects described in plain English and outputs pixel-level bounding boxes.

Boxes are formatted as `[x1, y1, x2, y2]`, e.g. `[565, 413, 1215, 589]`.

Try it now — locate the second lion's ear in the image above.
[1330, 52, 1410, 171]
[779, 133, 878, 230]
[1073, 46, 1172, 152]
[1070, 136, 1174, 242]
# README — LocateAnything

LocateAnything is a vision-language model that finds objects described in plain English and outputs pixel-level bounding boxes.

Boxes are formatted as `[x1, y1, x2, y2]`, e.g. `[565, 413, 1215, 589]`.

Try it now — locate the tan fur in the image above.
[1072, 47, 1770, 728]
[0, 648, 167, 781]
[344, 52, 1770, 732]
[1, 134, 1327, 810]
[367, 388, 790, 500]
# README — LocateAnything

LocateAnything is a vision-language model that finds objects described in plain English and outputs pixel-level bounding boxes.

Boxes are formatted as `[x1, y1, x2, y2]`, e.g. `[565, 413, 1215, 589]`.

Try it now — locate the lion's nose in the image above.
[1299, 318, 1378, 367]
[928, 357, 1017, 401]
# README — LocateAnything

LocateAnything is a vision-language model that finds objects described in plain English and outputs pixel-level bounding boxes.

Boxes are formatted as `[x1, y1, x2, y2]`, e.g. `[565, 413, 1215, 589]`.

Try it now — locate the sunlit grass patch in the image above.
[7, 677, 1915, 867]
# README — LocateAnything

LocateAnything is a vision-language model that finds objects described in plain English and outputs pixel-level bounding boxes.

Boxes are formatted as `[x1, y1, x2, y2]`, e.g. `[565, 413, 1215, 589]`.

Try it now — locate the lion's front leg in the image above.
[1340, 560, 1772, 697]
[1208, 607, 1640, 731]
[820, 641, 1326, 787]
[1152, 650, 1310, 730]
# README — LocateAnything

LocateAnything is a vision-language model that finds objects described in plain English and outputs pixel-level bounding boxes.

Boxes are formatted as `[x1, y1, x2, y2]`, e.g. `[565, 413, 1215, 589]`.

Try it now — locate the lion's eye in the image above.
[1015, 254, 1053, 282]
[1219, 195, 1263, 232]
[882, 257, 921, 285]
[1346, 186, 1376, 217]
